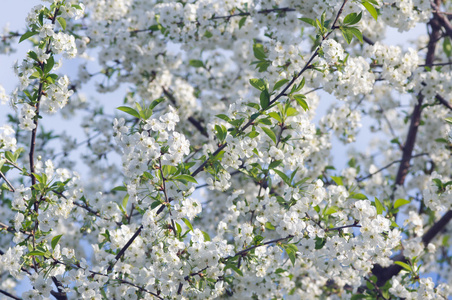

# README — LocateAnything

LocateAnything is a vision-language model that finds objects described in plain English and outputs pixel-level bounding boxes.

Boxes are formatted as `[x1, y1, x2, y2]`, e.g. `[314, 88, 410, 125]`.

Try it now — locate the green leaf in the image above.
[299, 17, 316, 27]
[51, 235, 63, 250]
[250, 78, 266, 91]
[27, 250, 47, 256]
[293, 95, 309, 111]
[374, 197, 384, 215]
[216, 114, 231, 122]
[347, 27, 363, 43]
[225, 264, 243, 276]
[149, 97, 165, 110]
[189, 59, 204, 68]
[362, 1, 378, 21]
[19, 31, 38, 43]
[151, 201, 162, 210]
[325, 206, 338, 216]
[268, 160, 283, 169]
[262, 126, 277, 144]
[57, 17, 66, 30]
[273, 79, 289, 91]
[112, 186, 127, 192]
[182, 218, 194, 232]
[44, 55, 55, 74]
[238, 17, 247, 29]
[117, 106, 141, 119]
[265, 222, 275, 230]
[260, 90, 270, 109]
[122, 194, 129, 210]
[28, 51, 38, 61]
[215, 124, 225, 142]
[268, 112, 282, 122]
[273, 169, 291, 185]
[394, 261, 412, 272]
[175, 222, 182, 236]
[253, 43, 267, 60]
[343, 12, 362, 25]
[444, 37, 452, 57]
[350, 294, 367, 300]
[330, 176, 343, 186]
[174, 174, 198, 184]
[247, 131, 259, 138]
[315, 237, 326, 249]
[4, 151, 15, 163]
[202, 231, 211, 242]
[283, 244, 298, 266]
[445, 117, 452, 125]
[350, 193, 368, 200]
[286, 107, 298, 117]
[394, 198, 410, 209]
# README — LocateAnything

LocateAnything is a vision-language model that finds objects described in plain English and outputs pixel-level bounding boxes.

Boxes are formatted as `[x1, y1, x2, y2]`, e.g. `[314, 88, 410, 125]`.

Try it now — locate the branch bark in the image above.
[372, 1, 449, 287]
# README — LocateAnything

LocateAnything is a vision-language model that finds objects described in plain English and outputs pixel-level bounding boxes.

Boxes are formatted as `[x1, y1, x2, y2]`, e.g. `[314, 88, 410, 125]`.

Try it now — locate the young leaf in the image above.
[238, 17, 247, 29]
[19, 31, 38, 43]
[268, 112, 282, 122]
[394, 261, 412, 272]
[174, 174, 198, 184]
[362, 1, 378, 21]
[216, 114, 231, 122]
[394, 198, 410, 209]
[253, 43, 267, 60]
[343, 12, 362, 26]
[273, 169, 291, 185]
[330, 176, 343, 186]
[149, 97, 165, 110]
[273, 79, 289, 91]
[293, 95, 309, 111]
[44, 55, 55, 74]
[182, 218, 194, 232]
[189, 59, 204, 68]
[261, 126, 277, 144]
[374, 197, 384, 215]
[57, 17, 66, 30]
[260, 90, 270, 109]
[51, 234, 63, 250]
[117, 106, 141, 119]
[299, 17, 316, 27]
[249, 78, 266, 91]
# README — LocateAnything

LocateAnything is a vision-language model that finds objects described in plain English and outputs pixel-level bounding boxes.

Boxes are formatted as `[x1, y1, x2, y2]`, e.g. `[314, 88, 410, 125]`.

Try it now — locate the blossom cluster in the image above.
[0, 0, 451, 299]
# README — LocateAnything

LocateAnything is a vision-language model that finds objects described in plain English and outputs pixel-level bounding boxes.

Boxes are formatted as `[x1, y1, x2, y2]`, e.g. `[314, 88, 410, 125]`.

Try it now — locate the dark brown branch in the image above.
[357, 153, 429, 182]
[162, 87, 209, 137]
[0, 289, 22, 300]
[51, 276, 67, 300]
[435, 94, 452, 111]
[422, 210, 452, 246]
[325, 222, 361, 232]
[432, 2, 452, 40]
[373, 210, 452, 286]
[224, 235, 293, 261]
[372, 2, 446, 287]
[393, 15, 441, 191]
[107, 225, 143, 272]
[362, 35, 375, 46]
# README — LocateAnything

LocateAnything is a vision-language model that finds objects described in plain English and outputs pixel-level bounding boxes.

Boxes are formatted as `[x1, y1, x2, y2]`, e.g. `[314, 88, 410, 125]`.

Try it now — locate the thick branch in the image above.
[373, 4, 446, 287]
[393, 16, 441, 190]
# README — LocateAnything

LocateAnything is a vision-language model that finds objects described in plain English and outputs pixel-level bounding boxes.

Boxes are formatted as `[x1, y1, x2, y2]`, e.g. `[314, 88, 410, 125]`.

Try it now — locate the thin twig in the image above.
[0, 170, 15, 192]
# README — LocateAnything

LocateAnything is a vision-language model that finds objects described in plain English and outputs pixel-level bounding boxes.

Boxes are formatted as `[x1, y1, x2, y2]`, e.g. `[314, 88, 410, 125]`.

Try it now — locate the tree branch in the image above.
[162, 87, 209, 138]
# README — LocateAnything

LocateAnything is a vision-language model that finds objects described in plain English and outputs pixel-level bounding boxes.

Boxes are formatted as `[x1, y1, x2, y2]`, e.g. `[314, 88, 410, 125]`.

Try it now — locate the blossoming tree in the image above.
[1, 0, 452, 299]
